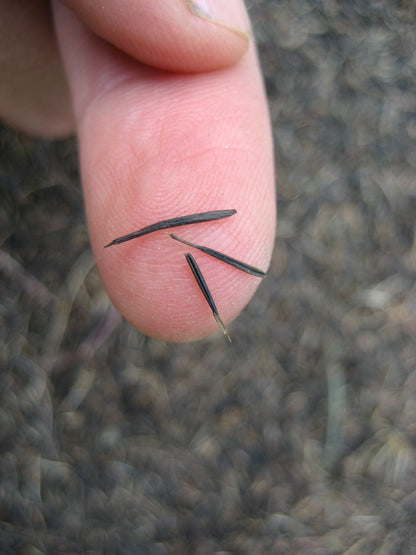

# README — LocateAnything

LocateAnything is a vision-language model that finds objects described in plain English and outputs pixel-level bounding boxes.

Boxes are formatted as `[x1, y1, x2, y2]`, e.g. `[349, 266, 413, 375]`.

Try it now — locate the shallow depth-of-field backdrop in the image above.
[1, 1, 416, 553]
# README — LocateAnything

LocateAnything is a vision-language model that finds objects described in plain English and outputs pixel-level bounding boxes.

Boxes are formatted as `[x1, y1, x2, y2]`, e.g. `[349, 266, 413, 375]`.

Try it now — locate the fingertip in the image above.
[54, 5, 275, 342]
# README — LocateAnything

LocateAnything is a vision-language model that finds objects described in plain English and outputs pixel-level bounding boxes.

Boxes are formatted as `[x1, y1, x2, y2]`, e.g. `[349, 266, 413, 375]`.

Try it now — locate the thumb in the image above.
[53, 1, 276, 342]
[61, 0, 251, 72]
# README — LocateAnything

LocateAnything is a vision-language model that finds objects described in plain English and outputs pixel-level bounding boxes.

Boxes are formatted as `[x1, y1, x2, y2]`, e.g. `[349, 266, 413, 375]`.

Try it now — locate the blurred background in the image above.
[1, 1, 416, 553]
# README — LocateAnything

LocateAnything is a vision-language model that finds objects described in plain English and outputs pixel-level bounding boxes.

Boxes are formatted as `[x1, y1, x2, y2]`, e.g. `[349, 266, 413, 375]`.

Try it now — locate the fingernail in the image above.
[185, 0, 251, 41]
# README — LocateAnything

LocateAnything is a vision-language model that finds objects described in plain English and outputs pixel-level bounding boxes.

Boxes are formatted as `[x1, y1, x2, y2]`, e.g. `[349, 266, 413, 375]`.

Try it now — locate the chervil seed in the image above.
[104, 209, 237, 248]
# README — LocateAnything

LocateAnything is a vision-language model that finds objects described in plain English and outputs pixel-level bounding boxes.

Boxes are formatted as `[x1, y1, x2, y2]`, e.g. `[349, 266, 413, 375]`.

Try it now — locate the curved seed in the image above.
[105, 209, 237, 248]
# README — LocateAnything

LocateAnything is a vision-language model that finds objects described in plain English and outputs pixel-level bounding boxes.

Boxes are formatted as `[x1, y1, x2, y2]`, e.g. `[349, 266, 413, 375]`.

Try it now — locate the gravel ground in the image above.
[1, 1, 416, 553]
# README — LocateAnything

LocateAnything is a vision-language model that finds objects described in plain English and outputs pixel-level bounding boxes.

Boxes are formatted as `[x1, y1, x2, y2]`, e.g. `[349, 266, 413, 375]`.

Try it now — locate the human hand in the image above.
[0, 0, 275, 342]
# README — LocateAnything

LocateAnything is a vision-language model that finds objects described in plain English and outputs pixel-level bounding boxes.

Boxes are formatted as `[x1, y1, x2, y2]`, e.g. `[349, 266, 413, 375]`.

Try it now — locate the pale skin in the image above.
[0, 0, 276, 342]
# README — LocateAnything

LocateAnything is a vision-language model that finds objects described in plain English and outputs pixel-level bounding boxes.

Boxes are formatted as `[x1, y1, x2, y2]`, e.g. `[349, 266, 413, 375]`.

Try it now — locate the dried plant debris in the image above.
[169, 233, 266, 277]
[104, 209, 236, 247]
[185, 252, 231, 343]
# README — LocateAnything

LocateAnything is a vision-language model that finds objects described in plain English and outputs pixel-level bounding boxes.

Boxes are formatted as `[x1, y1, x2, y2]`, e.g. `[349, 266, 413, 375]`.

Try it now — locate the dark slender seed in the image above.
[104, 209, 237, 248]
[170, 233, 266, 278]
[185, 253, 231, 343]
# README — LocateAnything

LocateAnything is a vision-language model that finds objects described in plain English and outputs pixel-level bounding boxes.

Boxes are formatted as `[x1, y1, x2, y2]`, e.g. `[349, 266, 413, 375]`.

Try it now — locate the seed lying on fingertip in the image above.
[104, 209, 237, 248]
[105, 207, 268, 343]
[169, 233, 266, 277]
[185, 252, 231, 343]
